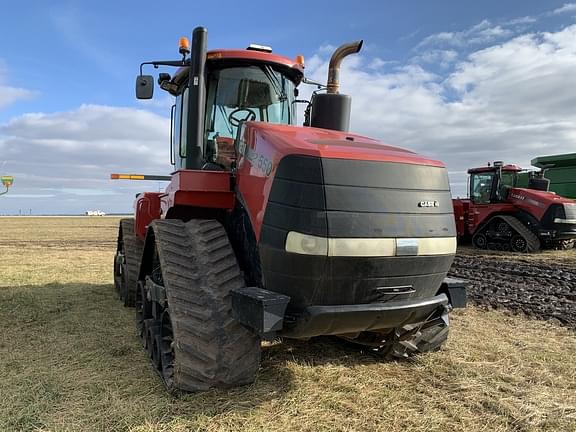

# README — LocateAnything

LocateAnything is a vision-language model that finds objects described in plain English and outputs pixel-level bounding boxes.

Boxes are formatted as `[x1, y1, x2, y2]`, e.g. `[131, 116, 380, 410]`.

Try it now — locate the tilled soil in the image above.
[449, 248, 576, 329]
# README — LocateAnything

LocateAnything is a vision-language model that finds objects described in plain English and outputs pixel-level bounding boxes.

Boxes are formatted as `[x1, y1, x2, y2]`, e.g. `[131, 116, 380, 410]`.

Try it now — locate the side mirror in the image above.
[135, 75, 154, 99]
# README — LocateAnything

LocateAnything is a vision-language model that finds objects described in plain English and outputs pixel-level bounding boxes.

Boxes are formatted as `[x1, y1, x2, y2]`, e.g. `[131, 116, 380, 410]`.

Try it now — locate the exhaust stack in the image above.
[327, 40, 363, 94]
[185, 27, 208, 169]
[309, 40, 363, 132]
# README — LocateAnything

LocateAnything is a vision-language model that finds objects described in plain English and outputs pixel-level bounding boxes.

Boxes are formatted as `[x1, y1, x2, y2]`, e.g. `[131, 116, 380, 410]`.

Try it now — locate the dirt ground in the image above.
[0, 217, 575, 432]
[450, 247, 576, 329]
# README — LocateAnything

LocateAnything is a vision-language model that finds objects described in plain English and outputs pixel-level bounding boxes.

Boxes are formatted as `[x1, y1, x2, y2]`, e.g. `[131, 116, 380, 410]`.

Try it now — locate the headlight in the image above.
[285, 232, 457, 257]
[285, 232, 328, 255]
[328, 237, 396, 257]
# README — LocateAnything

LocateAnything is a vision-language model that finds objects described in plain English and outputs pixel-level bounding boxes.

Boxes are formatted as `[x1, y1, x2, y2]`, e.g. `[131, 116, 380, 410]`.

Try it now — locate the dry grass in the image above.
[0, 216, 575, 432]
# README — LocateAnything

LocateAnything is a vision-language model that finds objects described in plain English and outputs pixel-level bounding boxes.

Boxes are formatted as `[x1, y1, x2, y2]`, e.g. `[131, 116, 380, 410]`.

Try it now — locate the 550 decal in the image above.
[236, 126, 273, 176]
[245, 147, 273, 176]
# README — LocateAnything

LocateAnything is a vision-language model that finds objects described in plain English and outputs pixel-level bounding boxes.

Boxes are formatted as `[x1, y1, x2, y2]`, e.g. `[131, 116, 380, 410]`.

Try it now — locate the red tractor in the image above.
[453, 162, 576, 252]
[112, 27, 466, 392]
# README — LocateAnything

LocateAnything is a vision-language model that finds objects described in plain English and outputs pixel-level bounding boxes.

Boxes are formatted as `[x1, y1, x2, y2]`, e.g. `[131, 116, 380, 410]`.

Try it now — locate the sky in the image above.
[1, 1, 576, 214]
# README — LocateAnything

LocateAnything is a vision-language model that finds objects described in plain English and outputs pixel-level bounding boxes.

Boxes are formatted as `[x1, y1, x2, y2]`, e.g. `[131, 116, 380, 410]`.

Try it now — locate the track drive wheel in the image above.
[144, 219, 261, 392]
[113, 219, 144, 307]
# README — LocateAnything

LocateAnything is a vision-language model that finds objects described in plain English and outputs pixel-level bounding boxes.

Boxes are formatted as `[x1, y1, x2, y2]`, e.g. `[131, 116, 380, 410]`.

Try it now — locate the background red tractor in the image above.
[453, 162, 576, 251]
[112, 27, 466, 393]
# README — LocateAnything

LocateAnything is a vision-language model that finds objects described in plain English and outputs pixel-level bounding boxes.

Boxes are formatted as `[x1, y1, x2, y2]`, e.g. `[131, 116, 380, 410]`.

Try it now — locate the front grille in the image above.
[259, 155, 456, 307]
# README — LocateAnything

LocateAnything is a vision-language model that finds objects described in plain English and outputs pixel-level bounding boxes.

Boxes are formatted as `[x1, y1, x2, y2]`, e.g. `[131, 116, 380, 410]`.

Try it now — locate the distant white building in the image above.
[85, 210, 106, 216]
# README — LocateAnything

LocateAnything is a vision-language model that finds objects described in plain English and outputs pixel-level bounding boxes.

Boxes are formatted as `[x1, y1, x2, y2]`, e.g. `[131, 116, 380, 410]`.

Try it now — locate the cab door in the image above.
[469, 172, 495, 232]
[172, 88, 189, 170]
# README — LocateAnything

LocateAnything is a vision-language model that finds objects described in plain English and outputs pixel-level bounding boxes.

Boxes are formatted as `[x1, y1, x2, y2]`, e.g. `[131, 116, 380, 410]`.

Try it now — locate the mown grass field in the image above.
[0, 217, 575, 432]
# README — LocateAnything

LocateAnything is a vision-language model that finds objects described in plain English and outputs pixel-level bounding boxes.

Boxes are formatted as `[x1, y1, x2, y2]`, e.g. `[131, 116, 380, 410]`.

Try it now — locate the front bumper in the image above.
[280, 293, 450, 338]
[541, 223, 576, 240]
[231, 278, 467, 339]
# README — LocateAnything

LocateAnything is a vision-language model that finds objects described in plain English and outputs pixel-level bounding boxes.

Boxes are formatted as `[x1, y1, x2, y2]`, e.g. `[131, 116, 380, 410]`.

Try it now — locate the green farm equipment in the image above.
[517, 153, 576, 199]
[0, 176, 14, 196]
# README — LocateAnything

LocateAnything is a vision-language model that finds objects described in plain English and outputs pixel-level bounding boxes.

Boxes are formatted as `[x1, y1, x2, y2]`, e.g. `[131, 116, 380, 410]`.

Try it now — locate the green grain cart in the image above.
[517, 153, 576, 199]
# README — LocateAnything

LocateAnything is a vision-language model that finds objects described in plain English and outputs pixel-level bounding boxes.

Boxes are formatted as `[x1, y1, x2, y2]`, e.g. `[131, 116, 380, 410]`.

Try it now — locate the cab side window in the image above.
[172, 89, 189, 168]
[173, 93, 182, 162]
[180, 88, 189, 157]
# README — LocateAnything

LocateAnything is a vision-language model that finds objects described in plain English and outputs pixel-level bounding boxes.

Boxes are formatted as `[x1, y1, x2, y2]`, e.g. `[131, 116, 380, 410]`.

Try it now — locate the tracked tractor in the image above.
[112, 27, 467, 392]
[453, 162, 576, 251]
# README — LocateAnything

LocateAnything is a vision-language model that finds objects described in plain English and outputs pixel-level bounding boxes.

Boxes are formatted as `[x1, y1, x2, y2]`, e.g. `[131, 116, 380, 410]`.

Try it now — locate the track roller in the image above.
[135, 281, 152, 339]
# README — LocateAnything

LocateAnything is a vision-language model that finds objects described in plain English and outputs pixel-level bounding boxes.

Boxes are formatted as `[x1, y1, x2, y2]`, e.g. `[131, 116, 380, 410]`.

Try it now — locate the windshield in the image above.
[205, 65, 295, 140]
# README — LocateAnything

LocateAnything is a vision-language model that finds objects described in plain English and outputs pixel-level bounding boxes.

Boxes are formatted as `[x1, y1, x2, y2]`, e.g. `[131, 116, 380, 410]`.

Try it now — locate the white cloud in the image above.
[305, 25, 576, 197]
[0, 105, 171, 214]
[412, 49, 459, 68]
[505, 16, 537, 26]
[552, 3, 576, 14]
[418, 20, 513, 49]
[0, 60, 35, 109]
[0, 86, 33, 110]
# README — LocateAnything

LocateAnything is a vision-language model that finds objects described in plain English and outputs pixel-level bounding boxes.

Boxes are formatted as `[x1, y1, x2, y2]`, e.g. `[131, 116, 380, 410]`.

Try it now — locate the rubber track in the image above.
[498, 215, 540, 252]
[151, 219, 260, 392]
[120, 218, 144, 307]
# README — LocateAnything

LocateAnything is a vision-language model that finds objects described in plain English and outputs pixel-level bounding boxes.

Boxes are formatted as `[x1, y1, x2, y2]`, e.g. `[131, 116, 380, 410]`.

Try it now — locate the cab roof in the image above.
[172, 49, 304, 87]
[468, 164, 522, 174]
[207, 49, 303, 72]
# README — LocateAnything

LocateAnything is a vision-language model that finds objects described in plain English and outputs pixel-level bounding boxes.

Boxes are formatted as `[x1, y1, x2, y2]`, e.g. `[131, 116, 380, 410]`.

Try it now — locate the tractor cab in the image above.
[468, 163, 522, 204]
[136, 38, 304, 171]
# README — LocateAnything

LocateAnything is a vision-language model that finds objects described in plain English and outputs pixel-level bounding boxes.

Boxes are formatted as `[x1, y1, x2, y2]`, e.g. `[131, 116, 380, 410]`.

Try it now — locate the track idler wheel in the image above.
[511, 235, 528, 252]
[472, 233, 487, 249]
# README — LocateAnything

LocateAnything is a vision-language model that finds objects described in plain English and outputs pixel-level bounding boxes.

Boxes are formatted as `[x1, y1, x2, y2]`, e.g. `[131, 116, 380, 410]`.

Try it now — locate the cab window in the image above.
[205, 65, 295, 141]
[498, 171, 516, 198]
[180, 88, 189, 157]
[471, 173, 494, 204]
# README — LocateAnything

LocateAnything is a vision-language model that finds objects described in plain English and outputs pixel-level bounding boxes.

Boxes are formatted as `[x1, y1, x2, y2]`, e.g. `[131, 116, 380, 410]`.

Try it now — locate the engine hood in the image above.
[245, 122, 445, 167]
[509, 188, 576, 207]
[508, 187, 576, 221]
